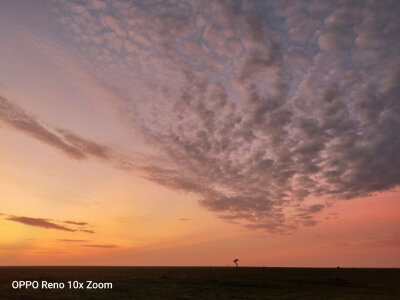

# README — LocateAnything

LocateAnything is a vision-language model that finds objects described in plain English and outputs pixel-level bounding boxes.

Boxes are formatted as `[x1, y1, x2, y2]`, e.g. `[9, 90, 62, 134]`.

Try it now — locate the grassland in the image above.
[0, 267, 399, 299]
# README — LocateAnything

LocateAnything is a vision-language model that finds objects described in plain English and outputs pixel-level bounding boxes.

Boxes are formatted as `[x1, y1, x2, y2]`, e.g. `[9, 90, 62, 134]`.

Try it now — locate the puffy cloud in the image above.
[33, 0, 400, 232]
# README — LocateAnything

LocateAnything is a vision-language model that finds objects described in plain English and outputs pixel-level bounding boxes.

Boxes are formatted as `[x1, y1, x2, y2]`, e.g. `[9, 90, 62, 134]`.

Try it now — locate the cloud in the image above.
[297, 204, 325, 214]
[6, 216, 76, 232]
[57, 239, 88, 242]
[33, 250, 68, 255]
[0, 95, 85, 159]
[57, 129, 112, 160]
[64, 220, 88, 226]
[1, 213, 93, 233]
[11, 0, 400, 233]
[329, 235, 400, 249]
[81, 244, 118, 248]
[80, 229, 95, 234]
[360, 236, 400, 248]
[0, 95, 112, 161]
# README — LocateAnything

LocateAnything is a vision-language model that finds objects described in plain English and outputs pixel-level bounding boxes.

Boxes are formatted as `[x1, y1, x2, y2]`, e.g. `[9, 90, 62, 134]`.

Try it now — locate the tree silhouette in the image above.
[233, 258, 239, 269]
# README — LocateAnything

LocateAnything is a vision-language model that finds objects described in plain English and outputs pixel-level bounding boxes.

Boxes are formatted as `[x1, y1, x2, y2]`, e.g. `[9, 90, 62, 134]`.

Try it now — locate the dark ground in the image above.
[0, 267, 399, 299]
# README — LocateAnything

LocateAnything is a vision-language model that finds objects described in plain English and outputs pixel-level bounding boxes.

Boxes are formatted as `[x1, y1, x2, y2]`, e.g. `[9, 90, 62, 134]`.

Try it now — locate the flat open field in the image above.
[0, 267, 399, 299]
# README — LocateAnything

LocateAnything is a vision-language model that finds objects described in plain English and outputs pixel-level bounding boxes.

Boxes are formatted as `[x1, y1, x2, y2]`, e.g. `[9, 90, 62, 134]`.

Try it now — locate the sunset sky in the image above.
[0, 0, 399, 267]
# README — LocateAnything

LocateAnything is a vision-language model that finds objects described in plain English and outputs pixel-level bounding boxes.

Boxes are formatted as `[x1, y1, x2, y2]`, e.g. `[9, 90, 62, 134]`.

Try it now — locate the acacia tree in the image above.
[233, 258, 239, 269]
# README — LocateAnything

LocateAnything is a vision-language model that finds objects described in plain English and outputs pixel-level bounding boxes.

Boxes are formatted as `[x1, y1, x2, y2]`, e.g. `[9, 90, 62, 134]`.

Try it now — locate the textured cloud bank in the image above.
[22, 0, 400, 232]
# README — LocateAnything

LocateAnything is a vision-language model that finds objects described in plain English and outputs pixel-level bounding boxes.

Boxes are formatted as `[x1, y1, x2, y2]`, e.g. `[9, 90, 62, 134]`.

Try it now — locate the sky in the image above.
[0, 0, 399, 267]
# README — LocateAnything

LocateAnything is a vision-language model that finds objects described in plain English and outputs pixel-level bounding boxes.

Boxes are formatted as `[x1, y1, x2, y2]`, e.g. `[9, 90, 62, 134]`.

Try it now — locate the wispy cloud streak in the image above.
[1, 213, 94, 233]
[81, 244, 118, 248]
[0, 96, 85, 159]
[6, 216, 76, 232]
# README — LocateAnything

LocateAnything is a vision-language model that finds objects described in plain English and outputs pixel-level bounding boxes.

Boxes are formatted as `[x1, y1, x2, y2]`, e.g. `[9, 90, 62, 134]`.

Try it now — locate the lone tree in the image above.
[233, 258, 239, 269]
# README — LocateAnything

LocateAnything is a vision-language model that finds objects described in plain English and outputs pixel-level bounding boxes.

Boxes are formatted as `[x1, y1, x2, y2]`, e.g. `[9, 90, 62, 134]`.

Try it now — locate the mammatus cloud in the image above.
[1, 213, 94, 233]
[3, 0, 399, 233]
